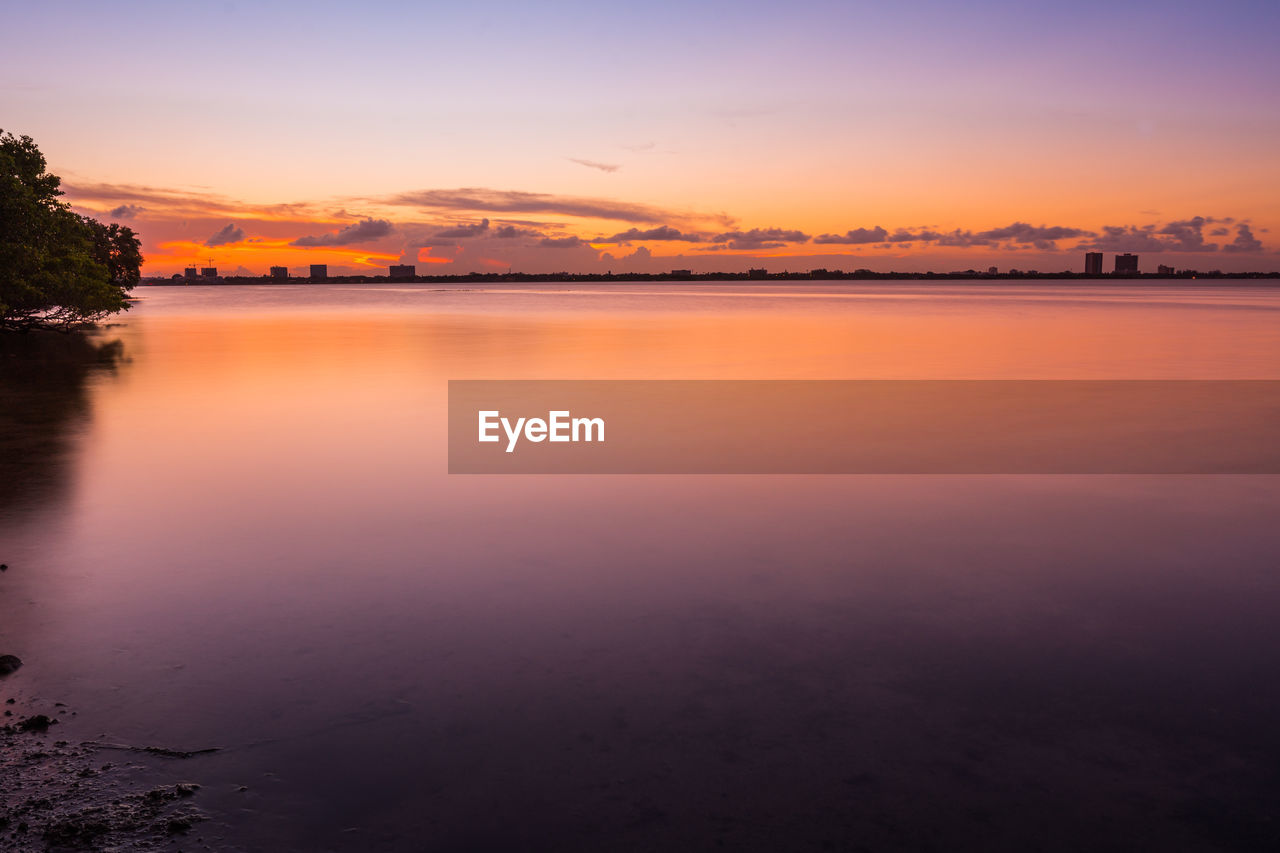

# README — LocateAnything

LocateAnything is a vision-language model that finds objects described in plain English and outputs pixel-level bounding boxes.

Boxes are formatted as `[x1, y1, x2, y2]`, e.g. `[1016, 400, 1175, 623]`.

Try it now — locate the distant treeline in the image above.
[142, 269, 1280, 286]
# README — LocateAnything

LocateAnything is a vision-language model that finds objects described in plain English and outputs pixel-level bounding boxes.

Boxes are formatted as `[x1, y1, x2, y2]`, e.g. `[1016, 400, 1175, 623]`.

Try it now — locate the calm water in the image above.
[3, 283, 1280, 851]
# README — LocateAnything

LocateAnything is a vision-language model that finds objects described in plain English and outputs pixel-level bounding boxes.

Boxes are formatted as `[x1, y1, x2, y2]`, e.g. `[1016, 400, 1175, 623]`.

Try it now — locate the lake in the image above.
[3, 282, 1280, 851]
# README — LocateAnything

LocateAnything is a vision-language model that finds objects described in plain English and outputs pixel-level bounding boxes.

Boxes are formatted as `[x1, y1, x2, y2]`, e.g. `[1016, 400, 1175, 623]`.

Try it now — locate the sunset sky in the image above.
[4, 0, 1278, 275]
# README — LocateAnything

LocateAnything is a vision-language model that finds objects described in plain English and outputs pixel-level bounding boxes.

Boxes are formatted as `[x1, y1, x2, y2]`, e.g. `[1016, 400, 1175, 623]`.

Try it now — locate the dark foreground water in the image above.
[2, 283, 1280, 851]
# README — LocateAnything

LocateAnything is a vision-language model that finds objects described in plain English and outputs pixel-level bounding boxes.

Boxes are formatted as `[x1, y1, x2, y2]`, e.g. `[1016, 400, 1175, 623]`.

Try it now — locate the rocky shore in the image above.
[1, 651, 215, 851]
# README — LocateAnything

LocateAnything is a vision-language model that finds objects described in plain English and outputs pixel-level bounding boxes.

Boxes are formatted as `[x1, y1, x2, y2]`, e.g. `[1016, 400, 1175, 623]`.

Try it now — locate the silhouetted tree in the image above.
[0, 130, 142, 331]
[82, 216, 143, 290]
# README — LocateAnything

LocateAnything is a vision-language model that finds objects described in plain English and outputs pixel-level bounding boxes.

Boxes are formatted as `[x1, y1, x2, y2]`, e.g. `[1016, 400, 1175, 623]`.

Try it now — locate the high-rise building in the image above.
[200, 267, 218, 279]
[184, 267, 198, 280]
[1157, 264, 1175, 276]
[310, 264, 328, 282]
[270, 266, 288, 280]
[1114, 253, 1139, 274]
[1084, 252, 1103, 274]
[389, 264, 416, 279]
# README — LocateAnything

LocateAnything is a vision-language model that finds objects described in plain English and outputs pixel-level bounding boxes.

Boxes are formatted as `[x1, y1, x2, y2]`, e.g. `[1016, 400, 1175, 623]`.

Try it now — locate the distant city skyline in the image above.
[4, 0, 1277, 275]
[156, 252, 1279, 283]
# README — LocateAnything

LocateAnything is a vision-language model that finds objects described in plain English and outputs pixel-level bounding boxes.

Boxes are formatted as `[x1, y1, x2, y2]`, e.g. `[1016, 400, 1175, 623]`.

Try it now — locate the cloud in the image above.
[539, 236, 587, 248]
[710, 227, 810, 250]
[494, 224, 542, 239]
[434, 218, 490, 238]
[67, 182, 738, 245]
[933, 230, 993, 247]
[1223, 223, 1263, 253]
[600, 226, 702, 243]
[1078, 216, 1225, 253]
[975, 222, 1092, 248]
[64, 181, 217, 206]
[62, 181, 320, 221]
[868, 223, 1090, 249]
[886, 228, 942, 243]
[569, 158, 621, 173]
[108, 204, 144, 219]
[814, 227, 889, 245]
[852, 223, 1090, 250]
[393, 220, 499, 249]
[205, 223, 246, 247]
[1155, 216, 1216, 252]
[385, 188, 716, 225]
[291, 218, 395, 247]
[1079, 225, 1172, 253]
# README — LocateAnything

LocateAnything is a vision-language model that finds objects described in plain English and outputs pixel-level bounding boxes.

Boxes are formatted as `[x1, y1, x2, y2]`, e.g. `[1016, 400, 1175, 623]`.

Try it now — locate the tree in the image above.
[82, 217, 143, 289]
[0, 130, 142, 331]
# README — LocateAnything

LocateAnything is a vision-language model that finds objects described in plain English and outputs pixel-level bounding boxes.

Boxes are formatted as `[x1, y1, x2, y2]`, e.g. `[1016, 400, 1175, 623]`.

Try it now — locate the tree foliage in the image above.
[1, 130, 142, 331]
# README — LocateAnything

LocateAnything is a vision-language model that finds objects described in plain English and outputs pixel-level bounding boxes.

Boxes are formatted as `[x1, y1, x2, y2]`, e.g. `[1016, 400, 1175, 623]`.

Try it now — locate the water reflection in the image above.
[3, 286, 1280, 851]
[0, 332, 124, 523]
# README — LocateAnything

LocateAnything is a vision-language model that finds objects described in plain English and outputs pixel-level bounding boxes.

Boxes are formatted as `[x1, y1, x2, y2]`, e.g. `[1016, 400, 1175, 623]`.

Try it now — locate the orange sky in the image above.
[5, 1, 1276, 275]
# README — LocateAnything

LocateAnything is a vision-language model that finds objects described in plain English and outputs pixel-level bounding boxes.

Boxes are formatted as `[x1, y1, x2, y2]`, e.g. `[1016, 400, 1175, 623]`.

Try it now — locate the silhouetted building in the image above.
[310, 264, 328, 282]
[200, 267, 217, 279]
[1157, 264, 1175, 276]
[748, 268, 768, 279]
[1085, 252, 1103, 274]
[670, 269, 692, 277]
[389, 264, 415, 279]
[988, 266, 998, 275]
[1114, 253, 1139, 273]
[270, 266, 288, 281]
[184, 267, 198, 281]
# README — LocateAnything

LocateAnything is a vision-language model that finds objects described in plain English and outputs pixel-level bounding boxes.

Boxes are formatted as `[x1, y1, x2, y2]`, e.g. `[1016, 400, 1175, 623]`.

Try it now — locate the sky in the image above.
[3, 0, 1278, 275]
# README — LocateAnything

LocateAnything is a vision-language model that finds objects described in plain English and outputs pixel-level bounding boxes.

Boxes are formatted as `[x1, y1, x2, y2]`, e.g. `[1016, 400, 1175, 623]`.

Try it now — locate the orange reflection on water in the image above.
[4, 284, 1280, 850]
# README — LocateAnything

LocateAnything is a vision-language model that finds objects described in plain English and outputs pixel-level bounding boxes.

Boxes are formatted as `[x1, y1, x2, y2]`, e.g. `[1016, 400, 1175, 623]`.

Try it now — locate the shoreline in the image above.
[135, 274, 1280, 289]
[0, 670, 218, 851]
